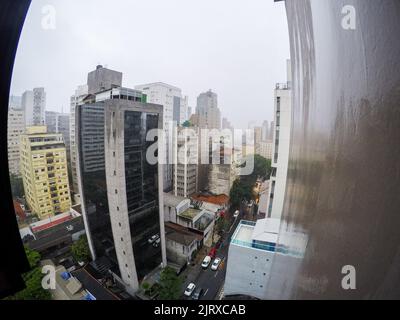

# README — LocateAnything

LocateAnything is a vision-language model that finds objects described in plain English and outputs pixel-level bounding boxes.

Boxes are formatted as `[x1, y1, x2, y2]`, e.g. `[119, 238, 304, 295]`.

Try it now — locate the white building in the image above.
[70, 84, 88, 194]
[135, 82, 189, 191]
[22, 87, 46, 126]
[257, 140, 273, 160]
[7, 107, 25, 176]
[173, 127, 198, 198]
[267, 59, 292, 219]
[195, 90, 221, 129]
[224, 218, 281, 299]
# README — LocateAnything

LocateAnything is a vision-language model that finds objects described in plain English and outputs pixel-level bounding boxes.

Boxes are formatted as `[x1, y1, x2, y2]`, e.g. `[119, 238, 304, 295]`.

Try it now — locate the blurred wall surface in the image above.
[267, 0, 400, 299]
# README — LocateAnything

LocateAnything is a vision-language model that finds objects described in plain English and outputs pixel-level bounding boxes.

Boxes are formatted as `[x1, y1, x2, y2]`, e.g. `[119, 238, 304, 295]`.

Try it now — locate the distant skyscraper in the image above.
[254, 126, 263, 153]
[262, 120, 269, 141]
[20, 126, 71, 220]
[22, 87, 46, 126]
[9, 95, 22, 110]
[7, 107, 25, 176]
[135, 82, 189, 192]
[77, 72, 166, 295]
[268, 121, 274, 140]
[222, 117, 234, 131]
[45, 111, 58, 133]
[196, 90, 221, 129]
[173, 127, 198, 198]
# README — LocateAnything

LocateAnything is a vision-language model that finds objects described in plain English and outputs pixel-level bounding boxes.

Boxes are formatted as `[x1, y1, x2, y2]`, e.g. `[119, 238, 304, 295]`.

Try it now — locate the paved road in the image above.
[181, 214, 242, 300]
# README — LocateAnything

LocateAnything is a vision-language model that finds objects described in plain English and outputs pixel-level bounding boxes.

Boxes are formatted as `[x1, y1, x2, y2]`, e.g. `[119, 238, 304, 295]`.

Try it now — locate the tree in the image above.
[229, 179, 252, 208]
[71, 235, 91, 263]
[6, 247, 51, 300]
[9, 173, 24, 198]
[182, 120, 192, 127]
[158, 267, 183, 300]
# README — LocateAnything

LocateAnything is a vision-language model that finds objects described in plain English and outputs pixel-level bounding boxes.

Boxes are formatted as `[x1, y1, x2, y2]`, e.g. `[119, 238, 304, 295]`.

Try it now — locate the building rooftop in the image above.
[165, 222, 202, 246]
[71, 267, 119, 300]
[178, 207, 202, 220]
[231, 219, 280, 253]
[163, 193, 188, 208]
[191, 193, 229, 206]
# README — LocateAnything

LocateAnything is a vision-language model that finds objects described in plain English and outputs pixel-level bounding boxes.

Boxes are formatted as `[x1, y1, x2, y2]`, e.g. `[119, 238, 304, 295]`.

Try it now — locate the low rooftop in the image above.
[178, 207, 201, 220]
[191, 193, 229, 206]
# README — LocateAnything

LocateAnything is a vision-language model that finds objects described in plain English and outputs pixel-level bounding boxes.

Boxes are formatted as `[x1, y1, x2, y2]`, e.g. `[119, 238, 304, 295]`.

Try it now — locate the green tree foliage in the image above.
[9, 173, 24, 198]
[158, 267, 183, 300]
[71, 235, 91, 263]
[6, 247, 51, 300]
[230, 155, 272, 208]
[182, 120, 192, 127]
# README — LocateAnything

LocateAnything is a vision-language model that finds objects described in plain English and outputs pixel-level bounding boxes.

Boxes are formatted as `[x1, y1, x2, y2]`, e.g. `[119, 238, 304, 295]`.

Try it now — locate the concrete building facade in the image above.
[7, 107, 25, 176]
[135, 82, 189, 192]
[76, 83, 166, 296]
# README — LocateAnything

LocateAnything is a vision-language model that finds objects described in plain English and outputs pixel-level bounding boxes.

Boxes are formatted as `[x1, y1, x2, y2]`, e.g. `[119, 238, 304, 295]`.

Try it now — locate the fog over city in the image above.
[10, 0, 289, 129]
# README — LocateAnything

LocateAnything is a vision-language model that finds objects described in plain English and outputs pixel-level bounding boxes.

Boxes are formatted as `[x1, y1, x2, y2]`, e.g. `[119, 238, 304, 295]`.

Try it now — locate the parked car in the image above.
[209, 247, 217, 258]
[184, 283, 196, 297]
[153, 238, 161, 247]
[211, 257, 221, 271]
[201, 256, 212, 269]
[192, 288, 204, 300]
[148, 234, 159, 244]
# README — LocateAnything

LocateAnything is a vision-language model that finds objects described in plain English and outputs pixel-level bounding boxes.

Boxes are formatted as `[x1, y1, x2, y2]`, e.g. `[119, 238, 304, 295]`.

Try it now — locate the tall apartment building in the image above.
[173, 127, 198, 198]
[22, 87, 46, 126]
[87, 65, 122, 95]
[76, 81, 166, 295]
[195, 90, 221, 129]
[45, 111, 70, 159]
[135, 82, 189, 192]
[267, 60, 292, 219]
[254, 126, 263, 154]
[20, 126, 71, 220]
[9, 95, 22, 109]
[7, 107, 25, 176]
[70, 84, 89, 194]
[261, 120, 269, 141]
[257, 140, 273, 160]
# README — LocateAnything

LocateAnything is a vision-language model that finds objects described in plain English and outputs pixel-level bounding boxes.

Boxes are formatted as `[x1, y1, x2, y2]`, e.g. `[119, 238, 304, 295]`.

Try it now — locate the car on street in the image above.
[148, 234, 159, 244]
[153, 237, 161, 247]
[192, 288, 204, 300]
[211, 257, 221, 271]
[201, 255, 212, 269]
[184, 283, 196, 297]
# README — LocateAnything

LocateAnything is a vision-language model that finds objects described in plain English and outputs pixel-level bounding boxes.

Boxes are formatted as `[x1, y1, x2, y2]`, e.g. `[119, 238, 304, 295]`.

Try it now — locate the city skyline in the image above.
[10, 0, 290, 129]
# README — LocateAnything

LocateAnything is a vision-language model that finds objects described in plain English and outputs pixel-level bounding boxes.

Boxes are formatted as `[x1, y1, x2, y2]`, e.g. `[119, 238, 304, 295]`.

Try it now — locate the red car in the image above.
[209, 247, 217, 258]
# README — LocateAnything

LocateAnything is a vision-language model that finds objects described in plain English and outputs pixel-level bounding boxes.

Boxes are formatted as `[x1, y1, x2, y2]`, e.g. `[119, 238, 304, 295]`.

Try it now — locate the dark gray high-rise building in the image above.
[76, 83, 166, 295]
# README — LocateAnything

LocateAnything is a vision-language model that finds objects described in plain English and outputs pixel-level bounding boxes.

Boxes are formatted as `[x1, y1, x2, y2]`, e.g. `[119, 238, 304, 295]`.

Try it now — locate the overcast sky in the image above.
[11, 0, 290, 129]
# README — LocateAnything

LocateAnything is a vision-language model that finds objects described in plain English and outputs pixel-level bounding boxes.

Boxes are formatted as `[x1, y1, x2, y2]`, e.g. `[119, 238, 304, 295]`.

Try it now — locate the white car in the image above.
[201, 256, 212, 269]
[153, 238, 161, 247]
[211, 258, 221, 271]
[148, 234, 159, 244]
[184, 283, 196, 297]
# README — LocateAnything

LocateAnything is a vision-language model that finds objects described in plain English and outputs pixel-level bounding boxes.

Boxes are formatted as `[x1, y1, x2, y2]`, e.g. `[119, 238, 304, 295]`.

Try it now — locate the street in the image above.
[181, 214, 242, 300]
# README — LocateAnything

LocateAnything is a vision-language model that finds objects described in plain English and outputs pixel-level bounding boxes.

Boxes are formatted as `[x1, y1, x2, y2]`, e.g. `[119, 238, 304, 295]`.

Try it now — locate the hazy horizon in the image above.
[10, 0, 290, 129]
